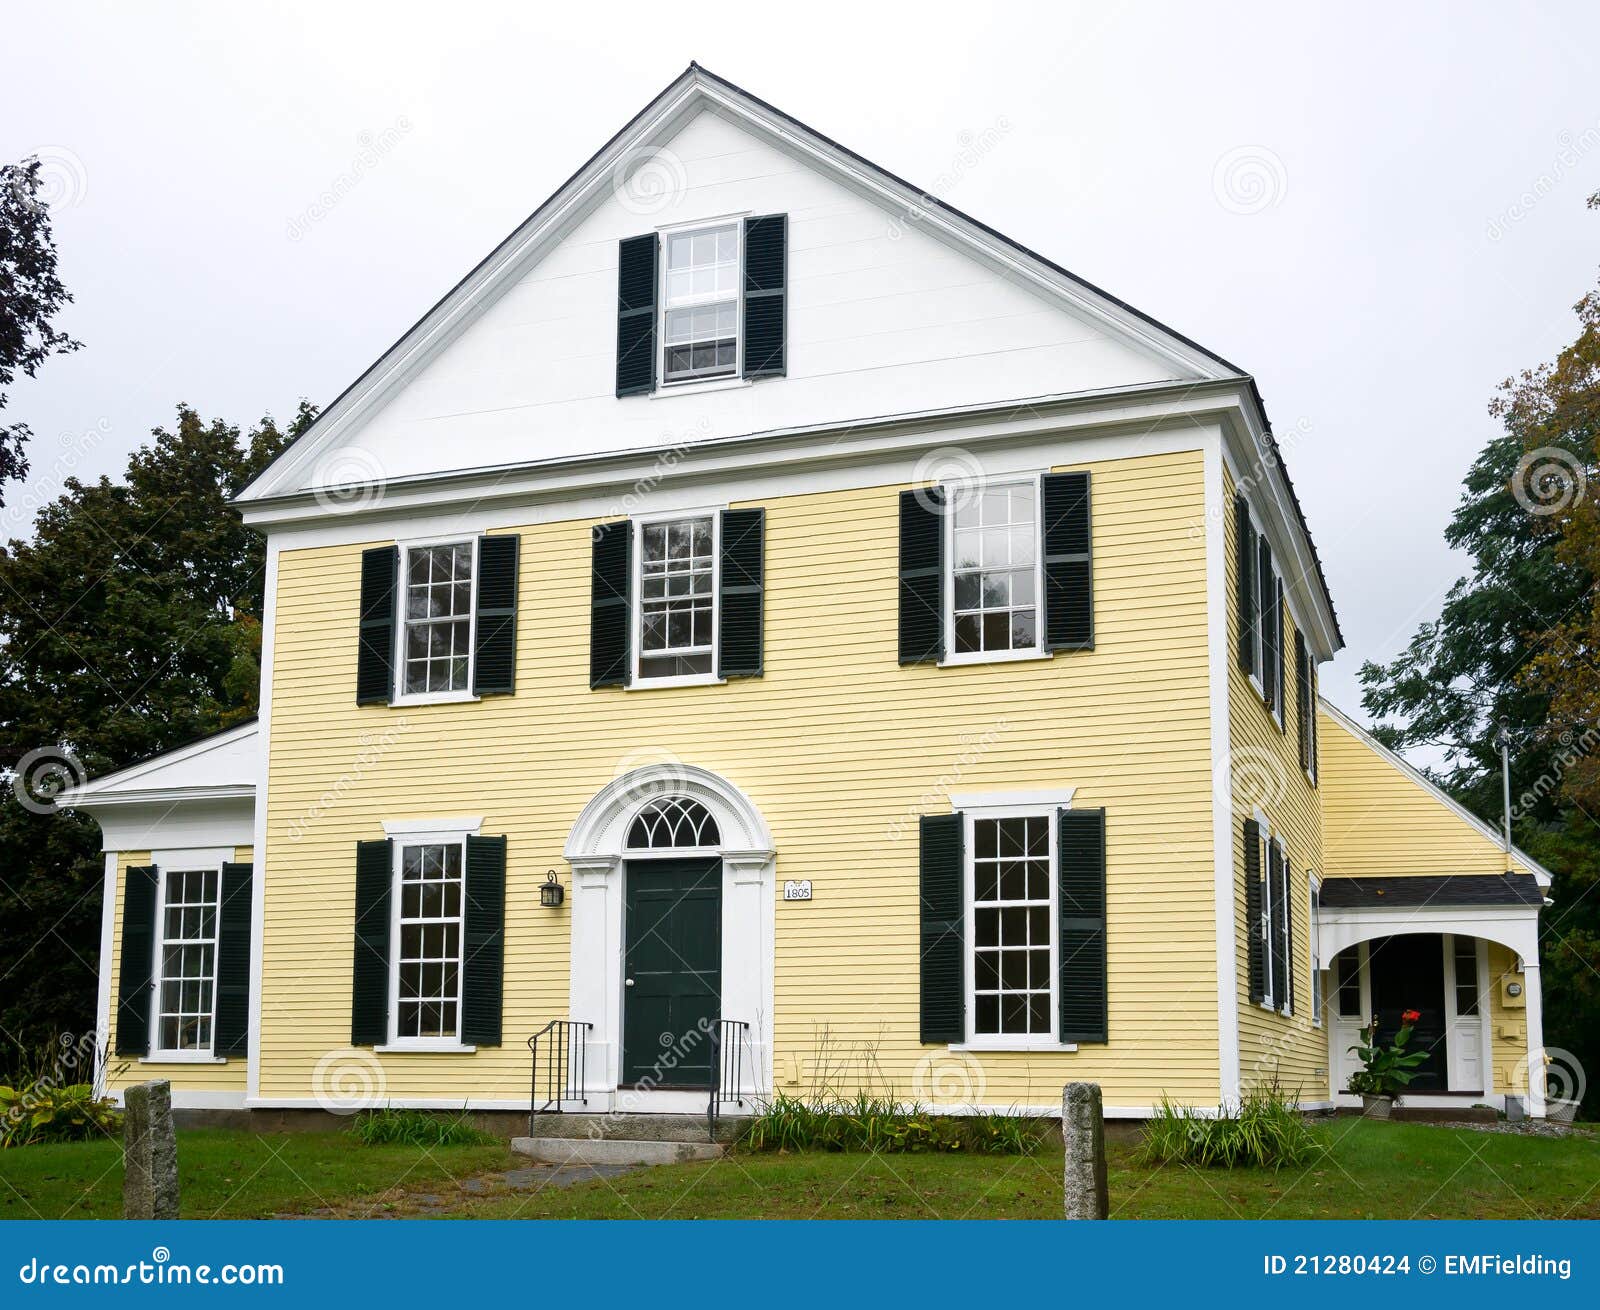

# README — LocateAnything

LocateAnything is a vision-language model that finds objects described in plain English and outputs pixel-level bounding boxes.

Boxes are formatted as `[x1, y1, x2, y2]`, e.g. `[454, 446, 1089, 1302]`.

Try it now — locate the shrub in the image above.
[0, 1081, 121, 1149]
[1136, 1090, 1325, 1169]
[349, 1107, 497, 1148]
[741, 1092, 1049, 1155]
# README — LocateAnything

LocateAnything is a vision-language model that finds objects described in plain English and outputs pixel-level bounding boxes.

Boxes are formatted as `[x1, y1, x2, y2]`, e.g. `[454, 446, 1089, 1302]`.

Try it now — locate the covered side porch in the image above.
[1315, 873, 1549, 1116]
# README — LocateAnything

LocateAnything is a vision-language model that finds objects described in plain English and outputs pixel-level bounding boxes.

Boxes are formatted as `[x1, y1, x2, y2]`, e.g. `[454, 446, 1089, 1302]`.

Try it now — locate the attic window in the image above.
[661, 225, 739, 383]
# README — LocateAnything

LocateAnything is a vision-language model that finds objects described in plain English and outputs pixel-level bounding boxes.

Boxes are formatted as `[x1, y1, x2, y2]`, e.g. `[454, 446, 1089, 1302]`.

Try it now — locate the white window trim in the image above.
[390, 534, 480, 708]
[628, 506, 725, 689]
[960, 805, 1060, 1050]
[147, 853, 229, 1062]
[938, 472, 1049, 668]
[656, 220, 744, 390]
[383, 817, 480, 1053]
[1308, 873, 1322, 1027]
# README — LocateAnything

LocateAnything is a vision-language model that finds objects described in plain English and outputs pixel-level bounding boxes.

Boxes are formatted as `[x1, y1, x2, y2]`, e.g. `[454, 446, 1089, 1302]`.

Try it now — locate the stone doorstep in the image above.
[513, 1136, 725, 1166]
[526, 1112, 743, 1144]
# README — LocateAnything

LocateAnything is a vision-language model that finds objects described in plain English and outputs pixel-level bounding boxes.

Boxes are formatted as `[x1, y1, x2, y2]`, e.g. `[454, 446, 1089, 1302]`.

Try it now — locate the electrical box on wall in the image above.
[1501, 975, 1527, 1009]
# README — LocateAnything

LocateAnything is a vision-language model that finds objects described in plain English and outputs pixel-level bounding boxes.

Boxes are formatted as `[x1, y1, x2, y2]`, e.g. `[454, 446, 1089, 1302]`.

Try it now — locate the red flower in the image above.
[1401, 1009, 1422, 1025]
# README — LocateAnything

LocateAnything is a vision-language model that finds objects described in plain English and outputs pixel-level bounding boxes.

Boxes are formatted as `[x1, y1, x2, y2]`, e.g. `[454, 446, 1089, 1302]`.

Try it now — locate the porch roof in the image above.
[1317, 873, 1545, 909]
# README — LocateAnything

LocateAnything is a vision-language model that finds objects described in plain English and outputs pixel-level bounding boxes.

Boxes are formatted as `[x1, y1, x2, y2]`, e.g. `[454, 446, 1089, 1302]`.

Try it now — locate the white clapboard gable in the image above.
[242, 65, 1235, 503]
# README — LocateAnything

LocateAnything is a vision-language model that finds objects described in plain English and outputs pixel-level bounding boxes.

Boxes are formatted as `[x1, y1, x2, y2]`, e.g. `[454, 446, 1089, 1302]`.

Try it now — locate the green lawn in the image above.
[3, 1121, 1597, 1220]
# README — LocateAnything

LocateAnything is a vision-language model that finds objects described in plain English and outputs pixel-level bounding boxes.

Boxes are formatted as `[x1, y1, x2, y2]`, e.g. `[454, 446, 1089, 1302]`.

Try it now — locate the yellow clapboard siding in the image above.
[103, 849, 250, 1095]
[258, 449, 1222, 1106]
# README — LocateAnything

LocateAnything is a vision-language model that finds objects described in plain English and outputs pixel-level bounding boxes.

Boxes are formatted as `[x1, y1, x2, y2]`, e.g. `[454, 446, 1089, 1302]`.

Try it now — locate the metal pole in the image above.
[1497, 722, 1513, 861]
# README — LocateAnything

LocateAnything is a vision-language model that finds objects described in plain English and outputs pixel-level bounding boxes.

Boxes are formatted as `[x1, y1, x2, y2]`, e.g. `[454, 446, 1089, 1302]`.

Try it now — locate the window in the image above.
[1453, 936, 1480, 1016]
[393, 842, 464, 1042]
[636, 515, 717, 680]
[401, 541, 475, 696]
[1336, 948, 1363, 1018]
[661, 225, 739, 383]
[628, 796, 720, 848]
[1255, 536, 1283, 723]
[949, 481, 1041, 658]
[1308, 875, 1322, 1025]
[970, 814, 1054, 1038]
[154, 868, 219, 1053]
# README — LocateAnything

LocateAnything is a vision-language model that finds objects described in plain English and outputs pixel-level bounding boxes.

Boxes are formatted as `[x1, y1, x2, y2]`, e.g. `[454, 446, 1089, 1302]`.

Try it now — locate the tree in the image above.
[0, 402, 313, 1072]
[0, 157, 83, 505]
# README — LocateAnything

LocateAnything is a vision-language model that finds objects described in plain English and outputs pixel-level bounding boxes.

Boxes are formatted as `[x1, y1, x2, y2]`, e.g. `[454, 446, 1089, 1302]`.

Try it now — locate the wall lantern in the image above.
[540, 869, 565, 908]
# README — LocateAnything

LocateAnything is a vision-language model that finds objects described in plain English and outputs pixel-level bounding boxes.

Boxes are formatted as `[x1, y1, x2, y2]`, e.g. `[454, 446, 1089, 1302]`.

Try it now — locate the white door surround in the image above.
[563, 761, 775, 1113]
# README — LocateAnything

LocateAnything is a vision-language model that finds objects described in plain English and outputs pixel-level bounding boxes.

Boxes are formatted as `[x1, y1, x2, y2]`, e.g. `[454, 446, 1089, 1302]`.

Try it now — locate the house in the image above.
[62, 64, 1553, 1126]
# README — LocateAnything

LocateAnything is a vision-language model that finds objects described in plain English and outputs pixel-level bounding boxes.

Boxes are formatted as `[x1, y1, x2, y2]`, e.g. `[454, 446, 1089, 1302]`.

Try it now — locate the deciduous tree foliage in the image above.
[0, 157, 82, 506]
[0, 403, 313, 1073]
[1362, 194, 1600, 1117]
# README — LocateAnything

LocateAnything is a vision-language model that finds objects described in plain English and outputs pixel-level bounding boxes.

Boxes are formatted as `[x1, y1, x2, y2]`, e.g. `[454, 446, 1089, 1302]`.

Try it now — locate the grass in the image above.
[2, 1120, 1598, 1220]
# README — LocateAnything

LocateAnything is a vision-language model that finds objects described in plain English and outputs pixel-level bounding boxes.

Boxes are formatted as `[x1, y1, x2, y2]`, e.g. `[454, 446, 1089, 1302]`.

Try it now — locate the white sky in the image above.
[4, 1, 1598, 723]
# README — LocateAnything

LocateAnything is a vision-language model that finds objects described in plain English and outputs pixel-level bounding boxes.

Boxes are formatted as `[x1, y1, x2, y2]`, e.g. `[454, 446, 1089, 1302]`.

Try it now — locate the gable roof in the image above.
[56, 720, 257, 809]
[235, 62, 1339, 642]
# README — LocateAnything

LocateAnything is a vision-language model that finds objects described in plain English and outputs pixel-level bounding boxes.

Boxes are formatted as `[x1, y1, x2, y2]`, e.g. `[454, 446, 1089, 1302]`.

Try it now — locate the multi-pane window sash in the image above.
[156, 869, 219, 1052]
[396, 843, 464, 1040]
[403, 542, 473, 695]
[972, 815, 1053, 1037]
[639, 517, 715, 678]
[1453, 936, 1480, 1016]
[952, 484, 1039, 655]
[662, 226, 739, 382]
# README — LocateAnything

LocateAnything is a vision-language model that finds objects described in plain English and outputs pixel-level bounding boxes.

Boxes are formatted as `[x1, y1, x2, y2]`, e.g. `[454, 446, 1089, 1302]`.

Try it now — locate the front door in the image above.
[1367, 934, 1447, 1091]
[622, 858, 721, 1089]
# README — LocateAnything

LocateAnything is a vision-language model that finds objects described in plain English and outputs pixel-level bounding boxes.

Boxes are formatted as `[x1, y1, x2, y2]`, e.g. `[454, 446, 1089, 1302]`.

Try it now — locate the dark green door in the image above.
[622, 858, 721, 1089]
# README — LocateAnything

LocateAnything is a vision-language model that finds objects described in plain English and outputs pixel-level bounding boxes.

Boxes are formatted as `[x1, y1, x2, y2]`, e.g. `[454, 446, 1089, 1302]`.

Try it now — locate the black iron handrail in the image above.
[707, 1018, 750, 1142]
[527, 1019, 591, 1132]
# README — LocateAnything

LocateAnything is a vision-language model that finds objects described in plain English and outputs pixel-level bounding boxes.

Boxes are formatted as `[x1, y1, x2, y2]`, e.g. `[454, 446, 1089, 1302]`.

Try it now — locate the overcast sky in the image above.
[5, 1, 1598, 725]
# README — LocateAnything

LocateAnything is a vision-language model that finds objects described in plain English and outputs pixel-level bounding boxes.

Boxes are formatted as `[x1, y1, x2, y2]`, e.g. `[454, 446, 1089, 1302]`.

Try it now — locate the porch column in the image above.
[567, 855, 620, 1100]
[1523, 959, 1546, 1119]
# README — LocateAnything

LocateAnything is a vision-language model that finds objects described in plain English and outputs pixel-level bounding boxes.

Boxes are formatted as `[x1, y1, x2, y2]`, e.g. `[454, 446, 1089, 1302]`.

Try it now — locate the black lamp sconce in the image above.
[540, 869, 565, 908]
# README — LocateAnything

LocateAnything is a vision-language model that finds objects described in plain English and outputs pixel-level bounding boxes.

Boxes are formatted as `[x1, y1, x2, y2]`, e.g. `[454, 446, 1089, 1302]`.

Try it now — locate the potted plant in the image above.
[1347, 1009, 1431, 1118]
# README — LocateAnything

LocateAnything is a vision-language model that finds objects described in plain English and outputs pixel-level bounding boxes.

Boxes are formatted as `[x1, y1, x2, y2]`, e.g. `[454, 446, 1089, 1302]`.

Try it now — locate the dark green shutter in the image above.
[473, 534, 520, 696]
[717, 508, 764, 678]
[1268, 839, 1286, 1010]
[1042, 471, 1093, 650]
[115, 864, 158, 1056]
[742, 214, 786, 379]
[899, 488, 944, 665]
[615, 234, 657, 397]
[919, 813, 964, 1043]
[351, 839, 392, 1047]
[214, 862, 253, 1057]
[1235, 494, 1256, 674]
[1274, 579, 1287, 731]
[1295, 629, 1311, 772]
[462, 835, 506, 1046]
[1309, 661, 1319, 781]
[356, 545, 398, 705]
[590, 521, 631, 688]
[1257, 535, 1276, 711]
[1245, 820, 1265, 1005]
[1283, 853, 1295, 1016]
[1058, 808, 1108, 1044]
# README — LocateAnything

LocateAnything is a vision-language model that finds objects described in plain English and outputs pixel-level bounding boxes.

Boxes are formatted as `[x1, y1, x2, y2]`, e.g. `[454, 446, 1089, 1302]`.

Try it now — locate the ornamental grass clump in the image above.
[742, 1092, 1050, 1155]
[349, 1106, 497, 1148]
[1136, 1089, 1325, 1169]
